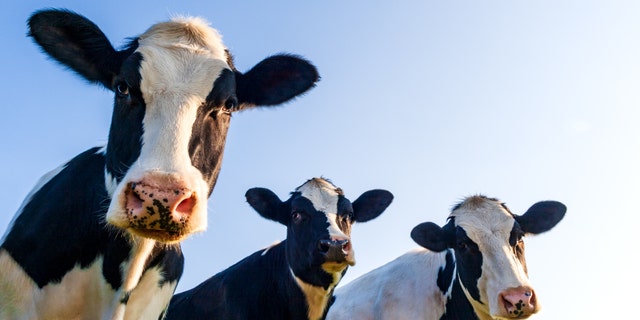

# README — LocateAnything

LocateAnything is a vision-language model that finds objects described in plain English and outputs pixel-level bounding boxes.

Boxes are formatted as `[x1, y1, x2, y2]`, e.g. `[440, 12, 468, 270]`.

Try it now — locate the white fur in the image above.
[292, 268, 343, 320]
[105, 16, 230, 237]
[297, 179, 350, 241]
[0, 250, 114, 320]
[0, 241, 174, 320]
[1, 16, 225, 320]
[450, 199, 532, 317]
[328, 197, 538, 320]
[124, 265, 178, 320]
[327, 249, 450, 320]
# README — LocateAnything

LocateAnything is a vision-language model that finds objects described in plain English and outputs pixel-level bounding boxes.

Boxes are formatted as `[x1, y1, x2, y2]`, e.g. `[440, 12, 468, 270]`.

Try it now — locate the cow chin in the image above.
[106, 206, 207, 243]
[321, 260, 352, 273]
[128, 228, 192, 243]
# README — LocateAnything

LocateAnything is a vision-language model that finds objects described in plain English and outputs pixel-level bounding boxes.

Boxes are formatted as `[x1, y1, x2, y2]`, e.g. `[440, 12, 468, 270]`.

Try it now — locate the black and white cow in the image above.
[0, 9, 318, 319]
[327, 195, 565, 320]
[165, 177, 394, 320]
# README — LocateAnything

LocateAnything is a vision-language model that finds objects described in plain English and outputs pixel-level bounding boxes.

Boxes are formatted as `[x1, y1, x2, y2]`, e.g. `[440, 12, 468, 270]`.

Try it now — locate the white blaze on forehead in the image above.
[106, 17, 230, 235]
[297, 179, 349, 239]
[450, 197, 532, 315]
[130, 17, 229, 178]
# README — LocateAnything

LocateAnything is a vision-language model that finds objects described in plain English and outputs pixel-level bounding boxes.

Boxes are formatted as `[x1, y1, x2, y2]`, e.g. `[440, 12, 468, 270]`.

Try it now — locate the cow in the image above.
[0, 8, 319, 320]
[327, 195, 566, 320]
[165, 177, 394, 320]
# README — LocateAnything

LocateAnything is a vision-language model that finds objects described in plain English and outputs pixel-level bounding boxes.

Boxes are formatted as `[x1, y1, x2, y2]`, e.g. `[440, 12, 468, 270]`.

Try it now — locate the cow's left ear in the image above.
[351, 190, 394, 223]
[516, 201, 566, 235]
[245, 188, 288, 225]
[235, 54, 319, 108]
[411, 222, 449, 252]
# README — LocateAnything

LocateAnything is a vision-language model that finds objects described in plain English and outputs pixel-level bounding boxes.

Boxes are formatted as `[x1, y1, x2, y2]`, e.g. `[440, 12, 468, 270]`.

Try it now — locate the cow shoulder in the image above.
[1, 147, 110, 288]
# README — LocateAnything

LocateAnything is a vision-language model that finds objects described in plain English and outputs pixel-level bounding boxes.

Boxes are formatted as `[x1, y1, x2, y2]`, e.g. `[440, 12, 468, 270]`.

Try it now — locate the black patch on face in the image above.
[335, 195, 354, 236]
[437, 250, 456, 294]
[509, 221, 528, 274]
[189, 69, 236, 195]
[105, 52, 145, 180]
[286, 196, 336, 289]
[453, 227, 483, 303]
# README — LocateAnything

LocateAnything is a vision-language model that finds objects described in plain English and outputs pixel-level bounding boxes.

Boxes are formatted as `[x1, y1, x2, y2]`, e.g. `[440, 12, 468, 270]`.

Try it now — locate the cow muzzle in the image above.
[318, 238, 354, 267]
[108, 173, 206, 243]
[498, 286, 538, 319]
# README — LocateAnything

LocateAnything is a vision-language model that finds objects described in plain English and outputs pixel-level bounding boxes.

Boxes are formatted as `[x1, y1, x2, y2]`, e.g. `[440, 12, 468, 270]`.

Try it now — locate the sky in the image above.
[1, 1, 638, 319]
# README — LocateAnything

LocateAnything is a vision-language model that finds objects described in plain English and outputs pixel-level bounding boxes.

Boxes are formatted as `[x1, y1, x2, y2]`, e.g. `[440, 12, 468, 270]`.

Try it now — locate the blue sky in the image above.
[1, 1, 638, 318]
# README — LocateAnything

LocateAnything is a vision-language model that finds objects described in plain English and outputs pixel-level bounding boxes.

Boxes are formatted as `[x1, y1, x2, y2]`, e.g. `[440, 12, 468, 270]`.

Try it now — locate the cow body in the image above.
[0, 8, 318, 319]
[166, 178, 394, 320]
[327, 195, 566, 320]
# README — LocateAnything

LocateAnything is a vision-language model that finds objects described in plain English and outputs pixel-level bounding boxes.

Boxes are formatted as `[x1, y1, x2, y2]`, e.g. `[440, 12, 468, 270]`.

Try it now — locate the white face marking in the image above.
[450, 197, 532, 317]
[105, 17, 230, 239]
[297, 179, 349, 240]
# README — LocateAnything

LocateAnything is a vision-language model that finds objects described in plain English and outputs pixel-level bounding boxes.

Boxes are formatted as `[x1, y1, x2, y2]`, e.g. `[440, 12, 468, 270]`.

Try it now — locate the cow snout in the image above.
[124, 180, 197, 237]
[499, 286, 537, 318]
[318, 239, 352, 264]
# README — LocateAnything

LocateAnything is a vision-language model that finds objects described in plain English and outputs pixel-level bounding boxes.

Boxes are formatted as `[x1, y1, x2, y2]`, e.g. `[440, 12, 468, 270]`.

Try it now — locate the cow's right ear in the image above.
[28, 9, 126, 89]
[245, 188, 288, 225]
[410, 222, 449, 252]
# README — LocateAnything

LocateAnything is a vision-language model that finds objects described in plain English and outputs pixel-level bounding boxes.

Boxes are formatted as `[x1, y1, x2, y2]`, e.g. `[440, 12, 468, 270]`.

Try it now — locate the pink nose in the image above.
[499, 286, 537, 318]
[125, 179, 197, 233]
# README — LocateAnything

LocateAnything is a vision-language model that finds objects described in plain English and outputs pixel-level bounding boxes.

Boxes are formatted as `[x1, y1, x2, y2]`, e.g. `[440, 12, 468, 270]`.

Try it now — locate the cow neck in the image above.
[457, 276, 492, 320]
[110, 237, 156, 319]
[290, 268, 341, 320]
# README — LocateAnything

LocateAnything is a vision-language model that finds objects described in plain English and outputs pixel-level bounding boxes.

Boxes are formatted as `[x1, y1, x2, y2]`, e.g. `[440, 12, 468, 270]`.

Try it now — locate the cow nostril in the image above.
[175, 194, 196, 214]
[318, 240, 331, 253]
[126, 187, 143, 211]
[341, 240, 351, 253]
[501, 294, 515, 310]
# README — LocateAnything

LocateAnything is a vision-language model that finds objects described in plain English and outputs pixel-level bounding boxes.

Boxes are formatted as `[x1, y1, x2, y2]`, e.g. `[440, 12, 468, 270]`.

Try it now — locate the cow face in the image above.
[245, 178, 393, 287]
[27, 10, 319, 243]
[411, 195, 565, 319]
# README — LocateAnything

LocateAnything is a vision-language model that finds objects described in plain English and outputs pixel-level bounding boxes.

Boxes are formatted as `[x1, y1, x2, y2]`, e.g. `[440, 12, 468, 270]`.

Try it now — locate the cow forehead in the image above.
[138, 17, 226, 59]
[450, 196, 515, 239]
[136, 17, 230, 102]
[295, 178, 343, 213]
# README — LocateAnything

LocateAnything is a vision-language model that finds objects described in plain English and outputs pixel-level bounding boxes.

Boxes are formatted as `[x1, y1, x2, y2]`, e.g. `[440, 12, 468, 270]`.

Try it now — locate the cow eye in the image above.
[292, 211, 306, 224]
[116, 82, 130, 97]
[224, 97, 238, 111]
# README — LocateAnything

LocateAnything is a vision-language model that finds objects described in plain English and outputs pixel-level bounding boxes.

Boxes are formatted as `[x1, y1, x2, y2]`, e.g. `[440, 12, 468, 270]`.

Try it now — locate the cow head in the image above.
[245, 178, 393, 288]
[411, 195, 565, 319]
[27, 9, 319, 243]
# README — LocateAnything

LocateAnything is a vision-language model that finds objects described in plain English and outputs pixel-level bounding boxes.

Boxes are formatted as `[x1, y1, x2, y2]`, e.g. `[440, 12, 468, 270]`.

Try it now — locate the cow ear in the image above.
[516, 201, 566, 235]
[351, 190, 394, 223]
[235, 54, 319, 108]
[28, 9, 124, 89]
[411, 222, 449, 252]
[245, 187, 288, 225]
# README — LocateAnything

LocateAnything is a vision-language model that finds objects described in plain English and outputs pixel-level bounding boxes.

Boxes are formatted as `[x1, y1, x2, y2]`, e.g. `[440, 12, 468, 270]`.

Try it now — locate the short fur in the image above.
[166, 178, 393, 320]
[327, 195, 565, 320]
[0, 8, 318, 319]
